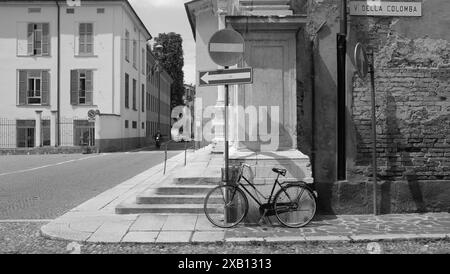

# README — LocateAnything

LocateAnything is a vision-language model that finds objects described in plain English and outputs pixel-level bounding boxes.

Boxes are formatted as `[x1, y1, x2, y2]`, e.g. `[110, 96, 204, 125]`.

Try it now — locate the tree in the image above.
[153, 32, 185, 109]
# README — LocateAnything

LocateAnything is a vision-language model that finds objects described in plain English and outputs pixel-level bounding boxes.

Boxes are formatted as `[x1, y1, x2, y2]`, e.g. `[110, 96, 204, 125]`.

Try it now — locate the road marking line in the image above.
[0, 154, 105, 177]
[0, 219, 52, 223]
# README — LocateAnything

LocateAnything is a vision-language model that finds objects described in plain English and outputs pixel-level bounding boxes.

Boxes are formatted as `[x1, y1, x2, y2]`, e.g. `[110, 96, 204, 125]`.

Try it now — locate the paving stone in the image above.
[69, 221, 104, 233]
[304, 235, 351, 242]
[41, 222, 92, 242]
[87, 221, 133, 243]
[195, 215, 225, 231]
[121, 232, 159, 243]
[161, 215, 198, 231]
[192, 231, 225, 243]
[156, 231, 192, 243]
[265, 236, 306, 243]
[225, 237, 265, 243]
[350, 234, 416, 241]
[130, 215, 168, 231]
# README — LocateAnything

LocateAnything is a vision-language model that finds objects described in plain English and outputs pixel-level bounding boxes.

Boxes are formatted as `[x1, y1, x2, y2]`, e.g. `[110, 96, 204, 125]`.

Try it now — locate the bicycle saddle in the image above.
[272, 168, 287, 176]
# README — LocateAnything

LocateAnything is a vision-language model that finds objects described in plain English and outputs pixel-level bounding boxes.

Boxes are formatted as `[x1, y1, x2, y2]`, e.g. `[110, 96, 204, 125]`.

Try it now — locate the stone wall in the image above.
[353, 68, 450, 181]
[346, 0, 450, 213]
[289, 0, 450, 213]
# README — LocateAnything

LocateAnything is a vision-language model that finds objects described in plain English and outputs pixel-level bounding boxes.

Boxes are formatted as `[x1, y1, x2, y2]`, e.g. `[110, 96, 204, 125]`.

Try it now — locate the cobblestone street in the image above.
[1, 221, 450, 254]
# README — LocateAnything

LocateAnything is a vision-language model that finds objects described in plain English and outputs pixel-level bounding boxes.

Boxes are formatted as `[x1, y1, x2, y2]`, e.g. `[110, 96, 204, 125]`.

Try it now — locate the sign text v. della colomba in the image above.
[350, 1, 422, 17]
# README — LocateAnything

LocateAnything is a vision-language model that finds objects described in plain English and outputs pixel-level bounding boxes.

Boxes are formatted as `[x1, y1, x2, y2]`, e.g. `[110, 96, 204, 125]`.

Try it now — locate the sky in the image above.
[129, 0, 196, 85]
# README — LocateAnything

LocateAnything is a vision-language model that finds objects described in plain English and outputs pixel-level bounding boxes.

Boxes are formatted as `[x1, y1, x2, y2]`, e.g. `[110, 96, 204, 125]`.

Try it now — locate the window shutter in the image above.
[85, 70, 93, 105]
[41, 71, 50, 105]
[42, 23, 50, 56]
[18, 70, 27, 105]
[71, 70, 79, 105]
[27, 23, 34, 55]
[17, 22, 29, 56]
[79, 23, 85, 54]
[86, 23, 93, 54]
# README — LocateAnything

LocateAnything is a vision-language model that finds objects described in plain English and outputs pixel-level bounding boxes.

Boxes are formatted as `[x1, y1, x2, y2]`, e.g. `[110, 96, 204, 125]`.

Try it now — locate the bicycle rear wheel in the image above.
[204, 185, 248, 228]
[274, 184, 316, 228]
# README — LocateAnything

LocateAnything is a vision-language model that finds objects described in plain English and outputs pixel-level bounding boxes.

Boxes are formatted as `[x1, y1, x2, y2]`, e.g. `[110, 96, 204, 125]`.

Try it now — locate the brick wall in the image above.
[353, 68, 450, 183]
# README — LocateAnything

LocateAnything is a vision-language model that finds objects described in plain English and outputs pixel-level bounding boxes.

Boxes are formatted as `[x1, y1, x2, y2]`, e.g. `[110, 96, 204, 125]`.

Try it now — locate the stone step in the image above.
[173, 177, 221, 185]
[136, 194, 222, 205]
[116, 203, 222, 214]
[154, 185, 216, 195]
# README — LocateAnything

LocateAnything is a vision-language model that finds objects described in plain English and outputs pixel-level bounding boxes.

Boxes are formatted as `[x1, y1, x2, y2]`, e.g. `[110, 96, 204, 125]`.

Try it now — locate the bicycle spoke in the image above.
[204, 185, 248, 228]
[274, 185, 316, 228]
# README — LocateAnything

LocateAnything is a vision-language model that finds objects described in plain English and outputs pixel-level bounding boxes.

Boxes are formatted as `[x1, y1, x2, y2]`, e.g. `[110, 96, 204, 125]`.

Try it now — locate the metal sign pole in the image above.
[224, 67, 229, 184]
[368, 50, 378, 215]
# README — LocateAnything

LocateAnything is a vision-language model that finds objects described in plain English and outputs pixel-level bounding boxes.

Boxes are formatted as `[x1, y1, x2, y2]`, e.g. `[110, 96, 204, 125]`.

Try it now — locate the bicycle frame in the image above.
[231, 165, 286, 207]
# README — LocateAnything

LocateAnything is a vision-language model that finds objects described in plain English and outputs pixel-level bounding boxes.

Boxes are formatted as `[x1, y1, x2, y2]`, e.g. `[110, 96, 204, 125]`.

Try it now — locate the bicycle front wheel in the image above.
[204, 185, 248, 228]
[274, 184, 316, 228]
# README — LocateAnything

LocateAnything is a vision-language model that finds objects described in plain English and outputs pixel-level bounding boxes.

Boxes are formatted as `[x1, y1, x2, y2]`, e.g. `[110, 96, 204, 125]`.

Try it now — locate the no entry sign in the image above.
[208, 29, 245, 67]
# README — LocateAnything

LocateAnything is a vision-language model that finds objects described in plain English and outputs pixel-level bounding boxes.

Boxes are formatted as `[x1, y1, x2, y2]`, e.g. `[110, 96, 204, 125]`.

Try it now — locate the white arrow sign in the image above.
[199, 68, 253, 87]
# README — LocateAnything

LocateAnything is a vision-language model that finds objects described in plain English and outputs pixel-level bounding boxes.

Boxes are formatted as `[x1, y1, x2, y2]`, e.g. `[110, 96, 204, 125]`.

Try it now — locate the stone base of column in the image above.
[229, 149, 313, 223]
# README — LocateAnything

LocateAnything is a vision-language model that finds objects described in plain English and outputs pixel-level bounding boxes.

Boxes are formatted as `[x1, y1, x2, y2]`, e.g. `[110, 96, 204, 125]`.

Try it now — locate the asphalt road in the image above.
[1, 222, 450, 254]
[0, 150, 180, 220]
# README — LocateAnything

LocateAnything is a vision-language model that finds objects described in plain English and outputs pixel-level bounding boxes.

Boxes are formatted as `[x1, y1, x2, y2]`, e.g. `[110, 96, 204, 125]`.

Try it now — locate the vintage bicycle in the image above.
[204, 163, 317, 228]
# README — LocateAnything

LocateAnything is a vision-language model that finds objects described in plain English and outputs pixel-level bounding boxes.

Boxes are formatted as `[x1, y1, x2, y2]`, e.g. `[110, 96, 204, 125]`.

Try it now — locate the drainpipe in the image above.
[337, 0, 348, 180]
[310, 38, 316, 180]
[55, 0, 61, 147]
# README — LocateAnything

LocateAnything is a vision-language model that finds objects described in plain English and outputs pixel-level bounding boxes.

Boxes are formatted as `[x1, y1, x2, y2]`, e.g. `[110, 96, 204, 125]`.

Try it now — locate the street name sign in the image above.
[199, 68, 253, 87]
[208, 29, 245, 67]
[354, 43, 369, 79]
[350, 1, 422, 17]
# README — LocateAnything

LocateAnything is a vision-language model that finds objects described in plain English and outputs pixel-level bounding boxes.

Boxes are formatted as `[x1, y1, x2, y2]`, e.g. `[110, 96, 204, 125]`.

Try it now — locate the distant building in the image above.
[146, 46, 173, 140]
[0, 0, 171, 152]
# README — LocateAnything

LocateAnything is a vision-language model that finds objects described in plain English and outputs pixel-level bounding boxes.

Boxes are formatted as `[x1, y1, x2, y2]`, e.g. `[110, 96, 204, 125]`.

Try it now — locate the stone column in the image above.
[35, 111, 42, 148]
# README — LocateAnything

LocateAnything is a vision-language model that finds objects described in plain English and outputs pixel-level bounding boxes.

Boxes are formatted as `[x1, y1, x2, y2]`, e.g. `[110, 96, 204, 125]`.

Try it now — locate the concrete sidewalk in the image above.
[41, 146, 450, 244]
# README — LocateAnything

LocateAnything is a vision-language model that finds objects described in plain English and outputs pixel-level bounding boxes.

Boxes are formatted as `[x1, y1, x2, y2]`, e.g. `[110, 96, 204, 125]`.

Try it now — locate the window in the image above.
[125, 120, 129, 129]
[142, 122, 145, 129]
[18, 70, 49, 106]
[141, 84, 145, 112]
[16, 120, 35, 148]
[97, 8, 105, 14]
[66, 8, 75, 14]
[132, 40, 137, 68]
[79, 23, 93, 55]
[132, 79, 137, 110]
[132, 121, 137, 129]
[71, 70, 93, 105]
[27, 23, 50, 56]
[74, 120, 95, 146]
[125, 73, 129, 108]
[125, 30, 130, 62]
